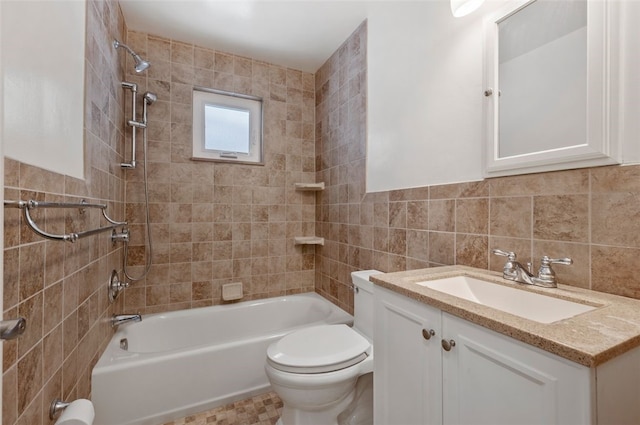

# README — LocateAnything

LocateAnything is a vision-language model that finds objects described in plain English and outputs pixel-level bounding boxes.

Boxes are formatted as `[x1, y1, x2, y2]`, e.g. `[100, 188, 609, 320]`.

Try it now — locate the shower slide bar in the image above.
[4, 199, 128, 243]
[121, 81, 141, 169]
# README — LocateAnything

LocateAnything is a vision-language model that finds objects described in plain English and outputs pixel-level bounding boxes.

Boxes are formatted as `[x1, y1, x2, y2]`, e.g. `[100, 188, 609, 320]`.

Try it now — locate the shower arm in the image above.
[113, 40, 136, 57]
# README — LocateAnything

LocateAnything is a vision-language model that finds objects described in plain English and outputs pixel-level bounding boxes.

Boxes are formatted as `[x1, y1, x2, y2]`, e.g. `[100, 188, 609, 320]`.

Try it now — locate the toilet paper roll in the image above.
[54, 399, 95, 425]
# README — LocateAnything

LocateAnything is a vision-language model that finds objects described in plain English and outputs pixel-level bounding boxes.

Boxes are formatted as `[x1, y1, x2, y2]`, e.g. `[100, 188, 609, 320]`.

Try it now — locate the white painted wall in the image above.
[1, 0, 85, 180]
[366, 1, 504, 192]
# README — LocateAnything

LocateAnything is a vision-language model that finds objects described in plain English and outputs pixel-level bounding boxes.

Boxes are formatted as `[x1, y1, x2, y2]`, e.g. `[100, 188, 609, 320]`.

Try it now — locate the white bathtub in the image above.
[92, 292, 352, 425]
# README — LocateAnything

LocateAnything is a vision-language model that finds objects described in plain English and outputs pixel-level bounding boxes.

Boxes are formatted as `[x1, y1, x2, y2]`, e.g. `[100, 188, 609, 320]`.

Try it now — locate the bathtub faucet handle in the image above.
[108, 270, 129, 303]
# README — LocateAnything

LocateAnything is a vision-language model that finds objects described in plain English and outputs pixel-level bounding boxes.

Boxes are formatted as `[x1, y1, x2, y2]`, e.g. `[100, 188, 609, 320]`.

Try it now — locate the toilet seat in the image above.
[267, 324, 371, 374]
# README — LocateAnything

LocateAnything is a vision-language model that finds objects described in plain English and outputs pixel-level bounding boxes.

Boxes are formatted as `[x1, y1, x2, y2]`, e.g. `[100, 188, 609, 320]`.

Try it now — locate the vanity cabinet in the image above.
[374, 285, 442, 425]
[441, 313, 590, 424]
[374, 285, 640, 425]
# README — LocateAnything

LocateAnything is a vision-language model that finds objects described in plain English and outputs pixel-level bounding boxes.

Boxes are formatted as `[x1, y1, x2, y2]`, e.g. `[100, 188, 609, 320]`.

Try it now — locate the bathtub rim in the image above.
[95, 291, 353, 369]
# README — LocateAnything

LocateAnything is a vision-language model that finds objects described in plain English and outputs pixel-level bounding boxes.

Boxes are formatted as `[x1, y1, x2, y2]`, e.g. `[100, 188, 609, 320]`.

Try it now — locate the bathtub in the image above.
[91, 292, 352, 425]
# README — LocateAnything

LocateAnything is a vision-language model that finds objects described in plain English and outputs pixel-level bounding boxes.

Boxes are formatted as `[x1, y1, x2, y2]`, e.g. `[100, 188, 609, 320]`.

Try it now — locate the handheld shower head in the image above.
[142, 92, 157, 124]
[113, 40, 150, 73]
[143, 92, 158, 104]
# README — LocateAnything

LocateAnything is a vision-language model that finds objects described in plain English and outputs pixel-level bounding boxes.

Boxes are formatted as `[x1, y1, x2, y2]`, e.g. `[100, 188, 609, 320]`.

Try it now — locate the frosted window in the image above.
[192, 88, 263, 164]
[204, 104, 251, 153]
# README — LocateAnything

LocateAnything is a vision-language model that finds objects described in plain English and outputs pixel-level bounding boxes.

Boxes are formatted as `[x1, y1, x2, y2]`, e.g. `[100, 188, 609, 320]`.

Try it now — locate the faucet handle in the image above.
[537, 256, 573, 284]
[492, 249, 519, 279]
[492, 249, 516, 261]
[541, 256, 573, 266]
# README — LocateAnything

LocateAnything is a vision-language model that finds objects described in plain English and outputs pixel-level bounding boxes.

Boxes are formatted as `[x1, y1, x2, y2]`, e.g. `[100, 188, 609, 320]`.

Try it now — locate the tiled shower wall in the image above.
[314, 22, 640, 313]
[3, 1, 127, 424]
[120, 31, 317, 313]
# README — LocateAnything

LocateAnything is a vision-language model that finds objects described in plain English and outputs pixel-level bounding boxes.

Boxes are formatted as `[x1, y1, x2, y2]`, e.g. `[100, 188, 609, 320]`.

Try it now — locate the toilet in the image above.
[265, 270, 380, 425]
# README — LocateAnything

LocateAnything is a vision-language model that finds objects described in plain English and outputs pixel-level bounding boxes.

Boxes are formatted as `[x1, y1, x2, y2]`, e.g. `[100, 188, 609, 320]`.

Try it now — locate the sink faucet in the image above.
[111, 313, 142, 328]
[492, 249, 572, 288]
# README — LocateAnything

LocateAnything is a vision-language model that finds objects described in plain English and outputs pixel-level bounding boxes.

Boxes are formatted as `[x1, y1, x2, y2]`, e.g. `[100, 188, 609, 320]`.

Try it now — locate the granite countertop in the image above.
[370, 266, 640, 368]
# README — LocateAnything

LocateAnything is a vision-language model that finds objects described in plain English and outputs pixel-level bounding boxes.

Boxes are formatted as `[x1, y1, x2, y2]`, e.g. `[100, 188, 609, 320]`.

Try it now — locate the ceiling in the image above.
[119, 0, 374, 73]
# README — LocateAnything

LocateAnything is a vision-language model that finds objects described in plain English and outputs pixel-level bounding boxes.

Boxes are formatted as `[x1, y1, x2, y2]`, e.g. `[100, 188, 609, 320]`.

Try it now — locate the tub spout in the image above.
[111, 313, 142, 328]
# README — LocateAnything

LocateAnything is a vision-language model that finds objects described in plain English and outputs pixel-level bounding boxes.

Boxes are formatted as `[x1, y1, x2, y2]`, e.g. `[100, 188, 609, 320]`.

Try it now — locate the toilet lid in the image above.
[267, 324, 371, 374]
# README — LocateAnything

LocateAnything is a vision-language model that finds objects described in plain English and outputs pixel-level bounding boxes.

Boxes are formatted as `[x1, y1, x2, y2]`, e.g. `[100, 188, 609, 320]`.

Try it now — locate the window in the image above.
[192, 87, 263, 164]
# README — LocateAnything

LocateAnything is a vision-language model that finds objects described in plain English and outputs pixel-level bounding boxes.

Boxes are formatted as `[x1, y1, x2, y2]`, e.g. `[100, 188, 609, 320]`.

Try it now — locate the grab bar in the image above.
[4, 199, 128, 243]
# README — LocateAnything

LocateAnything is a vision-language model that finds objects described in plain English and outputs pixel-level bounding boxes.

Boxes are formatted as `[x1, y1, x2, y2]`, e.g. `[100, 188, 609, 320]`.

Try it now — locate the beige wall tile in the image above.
[490, 197, 532, 238]
[489, 168, 589, 197]
[407, 201, 429, 230]
[534, 195, 589, 242]
[591, 164, 640, 193]
[592, 192, 640, 247]
[428, 200, 455, 232]
[430, 180, 488, 199]
[456, 198, 488, 235]
[592, 245, 640, 298]
[428, 232, 455, 265]
[456, 234, 488, 269]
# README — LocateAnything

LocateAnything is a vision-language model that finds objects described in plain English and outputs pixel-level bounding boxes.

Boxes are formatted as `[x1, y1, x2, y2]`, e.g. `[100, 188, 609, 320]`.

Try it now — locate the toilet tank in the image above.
[351, 270, 382, 339]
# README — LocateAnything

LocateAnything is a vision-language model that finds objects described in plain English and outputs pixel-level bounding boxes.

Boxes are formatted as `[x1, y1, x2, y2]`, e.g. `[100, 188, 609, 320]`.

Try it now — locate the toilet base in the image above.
[338, 373, 373, 425]
[275, 373, 373, 425]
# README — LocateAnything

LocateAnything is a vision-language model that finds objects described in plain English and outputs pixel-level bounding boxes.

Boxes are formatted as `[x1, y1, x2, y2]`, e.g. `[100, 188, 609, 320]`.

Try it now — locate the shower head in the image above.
[143, 92, 158, 104]
[113, 40, 150, 73]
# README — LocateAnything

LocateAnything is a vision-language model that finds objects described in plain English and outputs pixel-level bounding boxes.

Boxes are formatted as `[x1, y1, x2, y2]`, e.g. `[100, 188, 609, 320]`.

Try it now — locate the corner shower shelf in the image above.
[294, 236, 325, 246]
[294, 182, 325, 191]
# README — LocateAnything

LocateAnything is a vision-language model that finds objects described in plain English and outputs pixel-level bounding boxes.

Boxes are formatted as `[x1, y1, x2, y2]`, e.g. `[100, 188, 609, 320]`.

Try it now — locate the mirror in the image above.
[484, 0, 621, 176]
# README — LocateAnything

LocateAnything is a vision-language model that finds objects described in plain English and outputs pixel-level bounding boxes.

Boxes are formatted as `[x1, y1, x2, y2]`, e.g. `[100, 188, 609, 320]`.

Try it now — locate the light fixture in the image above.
[451, 0, 485, 17]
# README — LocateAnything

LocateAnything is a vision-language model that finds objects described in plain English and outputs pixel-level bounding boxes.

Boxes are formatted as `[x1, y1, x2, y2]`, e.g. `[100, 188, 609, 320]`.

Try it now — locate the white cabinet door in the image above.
[441, 313, 593, 425]
[374, 287, 442, 425]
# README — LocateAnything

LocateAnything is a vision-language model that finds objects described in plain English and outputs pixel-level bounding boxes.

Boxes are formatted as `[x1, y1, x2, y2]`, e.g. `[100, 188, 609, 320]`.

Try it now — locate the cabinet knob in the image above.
[441, 339, 456, 351]
[422, 328, 435, 340]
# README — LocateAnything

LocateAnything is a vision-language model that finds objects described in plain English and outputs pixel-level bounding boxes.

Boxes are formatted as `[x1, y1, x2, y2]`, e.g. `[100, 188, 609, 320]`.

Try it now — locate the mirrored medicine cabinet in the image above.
[483, 0, 622, 177]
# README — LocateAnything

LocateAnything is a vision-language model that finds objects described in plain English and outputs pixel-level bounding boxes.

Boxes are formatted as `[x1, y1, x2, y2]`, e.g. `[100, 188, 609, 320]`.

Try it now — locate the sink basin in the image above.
[417, 276, 597, 324]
